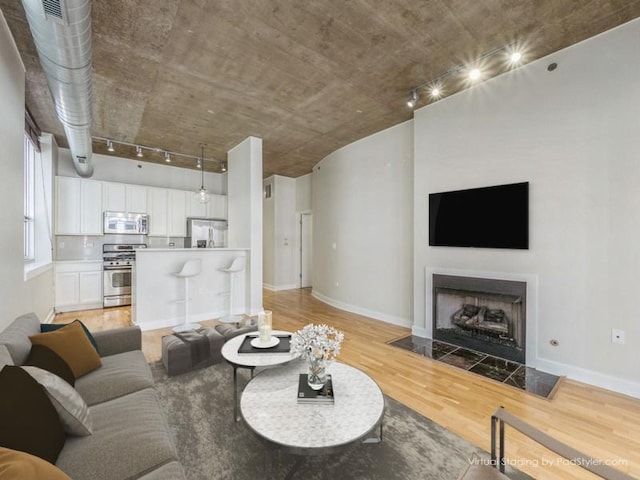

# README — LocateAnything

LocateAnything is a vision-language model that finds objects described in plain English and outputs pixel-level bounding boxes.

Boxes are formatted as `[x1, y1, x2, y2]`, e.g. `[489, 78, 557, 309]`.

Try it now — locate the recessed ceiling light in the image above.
[468, 68, 481, 81]
[509, 51, 523, 64]
[430, 87, 441, 98]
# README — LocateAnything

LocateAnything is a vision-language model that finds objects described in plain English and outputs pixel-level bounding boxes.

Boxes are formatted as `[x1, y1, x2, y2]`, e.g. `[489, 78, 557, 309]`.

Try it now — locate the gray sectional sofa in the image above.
[0, 313, 186, 480]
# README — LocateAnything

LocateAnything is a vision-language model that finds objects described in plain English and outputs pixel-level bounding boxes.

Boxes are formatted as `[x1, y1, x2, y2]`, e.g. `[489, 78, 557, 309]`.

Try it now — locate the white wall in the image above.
[263, 177, 275, 287]
[295, 173, 312, 212]
[273, 176, 296, 289]
[227, 136, 263, 314]
[58, 148, 225, 194]
[312, 120, 414, 326]
[0, 13, 54, 327]
[413, 19, 640, 390]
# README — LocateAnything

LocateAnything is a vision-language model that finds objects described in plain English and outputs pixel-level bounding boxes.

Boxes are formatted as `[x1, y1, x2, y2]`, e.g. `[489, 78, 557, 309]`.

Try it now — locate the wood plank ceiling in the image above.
[1, 0, 639, 177]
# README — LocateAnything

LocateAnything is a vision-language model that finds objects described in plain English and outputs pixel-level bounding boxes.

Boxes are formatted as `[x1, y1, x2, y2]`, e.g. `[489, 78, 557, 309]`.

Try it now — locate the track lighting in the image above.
[468, 68, 482, 81]
[92, 136, 224, 171]
[407, 90, 418, 108]
[404, 42, 527, 107]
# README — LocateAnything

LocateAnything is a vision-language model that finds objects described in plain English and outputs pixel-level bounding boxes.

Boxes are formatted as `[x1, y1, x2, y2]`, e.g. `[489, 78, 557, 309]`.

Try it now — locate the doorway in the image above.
[298, 212, 312, 288]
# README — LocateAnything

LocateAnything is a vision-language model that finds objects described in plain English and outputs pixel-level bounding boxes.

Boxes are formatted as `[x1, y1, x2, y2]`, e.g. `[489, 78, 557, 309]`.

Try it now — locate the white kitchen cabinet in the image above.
[55, 177, 103, 235]
[186, 191, 207, 218]
[103, 182, 147, 213]
[147, 187, 169, 236]
[207, 194, 228, 220]
[102, 182, 126, 212]
[80, 180, 103, 235]
[168, 189, 187, 237]
[55, 177, 80, 234]
[55, 261, 103, 312]
[127, 185, 147, 213]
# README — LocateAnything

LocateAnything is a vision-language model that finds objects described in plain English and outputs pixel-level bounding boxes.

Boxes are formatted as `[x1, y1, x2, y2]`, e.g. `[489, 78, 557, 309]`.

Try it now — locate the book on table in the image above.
[297, 374, 334, 404]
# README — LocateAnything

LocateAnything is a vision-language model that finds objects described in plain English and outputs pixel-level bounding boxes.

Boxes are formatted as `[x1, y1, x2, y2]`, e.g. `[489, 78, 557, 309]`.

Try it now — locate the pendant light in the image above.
[196, 144, 209, 204]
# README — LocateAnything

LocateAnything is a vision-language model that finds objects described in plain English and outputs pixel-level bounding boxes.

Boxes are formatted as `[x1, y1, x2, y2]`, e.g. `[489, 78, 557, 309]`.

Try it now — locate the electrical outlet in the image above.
[611, 329, 625, 345]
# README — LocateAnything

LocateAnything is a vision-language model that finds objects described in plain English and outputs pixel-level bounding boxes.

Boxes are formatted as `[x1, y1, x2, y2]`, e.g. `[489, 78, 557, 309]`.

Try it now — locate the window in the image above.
[23, 134, 37, 261]
[23, 131, 53, 280]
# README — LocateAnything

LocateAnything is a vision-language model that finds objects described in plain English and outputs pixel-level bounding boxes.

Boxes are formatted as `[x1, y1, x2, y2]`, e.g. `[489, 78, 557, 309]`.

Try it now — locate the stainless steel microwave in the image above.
[103, 212, 149, 235]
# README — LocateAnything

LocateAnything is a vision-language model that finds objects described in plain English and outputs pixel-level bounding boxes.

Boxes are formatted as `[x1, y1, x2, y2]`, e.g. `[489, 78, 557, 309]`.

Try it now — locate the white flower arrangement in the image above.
[290, 323, 344, 361]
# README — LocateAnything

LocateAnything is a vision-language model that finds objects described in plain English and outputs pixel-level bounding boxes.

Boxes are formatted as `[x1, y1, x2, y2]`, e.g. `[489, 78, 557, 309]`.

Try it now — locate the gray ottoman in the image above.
[161, 327, 225, 377]
[215, 323, 258, 341]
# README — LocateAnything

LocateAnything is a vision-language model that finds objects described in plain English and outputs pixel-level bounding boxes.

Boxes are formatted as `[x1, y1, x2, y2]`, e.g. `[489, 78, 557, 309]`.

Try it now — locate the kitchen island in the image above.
[132, 248, 249, 331]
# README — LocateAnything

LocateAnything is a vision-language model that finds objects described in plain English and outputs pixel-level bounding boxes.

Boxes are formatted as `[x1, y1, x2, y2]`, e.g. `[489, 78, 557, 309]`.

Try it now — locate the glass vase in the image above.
[307, 354, 327, 390]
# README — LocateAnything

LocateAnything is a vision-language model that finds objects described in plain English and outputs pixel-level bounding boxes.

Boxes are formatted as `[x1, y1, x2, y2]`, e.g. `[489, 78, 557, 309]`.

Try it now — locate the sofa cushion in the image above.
[56, 388, 178, 480]
[137, 460, 187, 480]
[0, 345, 13, 370]
[41, 320, 98, 351]
[0, 313, 40, 365]
[0, 447, 71, 480]
[0, 366, 65, 464]
[24, 344, 75, 386]
[29, 322, 102, 378]
[22, 366, 93, 436]
[74, 350, 154, 406]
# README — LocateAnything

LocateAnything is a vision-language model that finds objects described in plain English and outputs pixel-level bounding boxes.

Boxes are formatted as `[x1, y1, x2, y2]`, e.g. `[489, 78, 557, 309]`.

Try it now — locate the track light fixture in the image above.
[407, 90, 418, 108]
[92, 136, 225, 172]
[404, 42, 527, 107]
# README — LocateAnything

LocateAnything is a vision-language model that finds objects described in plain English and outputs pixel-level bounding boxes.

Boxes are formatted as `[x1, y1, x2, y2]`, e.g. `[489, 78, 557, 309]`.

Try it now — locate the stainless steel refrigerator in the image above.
[185, 218, 228, 248]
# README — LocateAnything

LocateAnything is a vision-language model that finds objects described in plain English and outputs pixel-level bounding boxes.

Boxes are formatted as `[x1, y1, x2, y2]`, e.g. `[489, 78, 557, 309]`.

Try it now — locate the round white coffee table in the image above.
[221, 330, 299, 421]
[240, 360, 385, 476]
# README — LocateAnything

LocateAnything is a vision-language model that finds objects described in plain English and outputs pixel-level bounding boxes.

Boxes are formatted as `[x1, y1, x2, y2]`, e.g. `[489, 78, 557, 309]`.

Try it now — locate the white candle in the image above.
[259, 324, 271, 343]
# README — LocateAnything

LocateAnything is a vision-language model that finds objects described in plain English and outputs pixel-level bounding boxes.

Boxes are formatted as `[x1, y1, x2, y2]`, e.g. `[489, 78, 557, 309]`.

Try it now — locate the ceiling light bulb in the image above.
[221, 161, 227, 173]
[406, 90, 418, 108]
[197, 159, 202, 168]
[430, 87, 441, 98]
[164, 152, 171, 163]
[469, 68, 481, 81]
[509, 51, 523, 64]
[107, 140, 115, 152]
[136, 146, 143, 157]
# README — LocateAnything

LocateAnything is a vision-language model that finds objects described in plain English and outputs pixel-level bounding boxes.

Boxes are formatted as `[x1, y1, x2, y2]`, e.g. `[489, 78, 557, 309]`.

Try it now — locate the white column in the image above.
[227, 136, 263, 315]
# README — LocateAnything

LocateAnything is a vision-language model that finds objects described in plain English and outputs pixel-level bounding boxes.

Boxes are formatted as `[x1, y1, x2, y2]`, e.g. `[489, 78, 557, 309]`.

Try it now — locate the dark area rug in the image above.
[150, 362, 530, 480]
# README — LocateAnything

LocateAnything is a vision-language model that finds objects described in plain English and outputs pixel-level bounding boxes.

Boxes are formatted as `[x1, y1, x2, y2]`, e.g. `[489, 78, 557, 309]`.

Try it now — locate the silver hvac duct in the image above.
[22, 0, 94, 177]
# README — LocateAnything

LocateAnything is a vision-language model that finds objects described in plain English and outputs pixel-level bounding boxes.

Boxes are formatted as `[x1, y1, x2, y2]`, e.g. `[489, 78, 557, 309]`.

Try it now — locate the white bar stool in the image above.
[172, 259, 202, 332]
[218, 256, 246, 324]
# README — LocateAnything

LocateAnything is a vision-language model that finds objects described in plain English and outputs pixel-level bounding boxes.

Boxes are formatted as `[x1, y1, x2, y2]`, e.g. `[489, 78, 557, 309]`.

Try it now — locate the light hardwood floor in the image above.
[55, 288, 640, 479]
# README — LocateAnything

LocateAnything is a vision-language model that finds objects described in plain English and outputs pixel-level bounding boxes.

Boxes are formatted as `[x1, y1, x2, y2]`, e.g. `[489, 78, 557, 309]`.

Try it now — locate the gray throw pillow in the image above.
[21, 366, 93, 436]
[0, 345, 14, 370]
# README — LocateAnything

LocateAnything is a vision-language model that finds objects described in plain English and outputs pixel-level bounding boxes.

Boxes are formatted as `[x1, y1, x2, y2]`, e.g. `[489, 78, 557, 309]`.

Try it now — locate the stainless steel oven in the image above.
[103, 244, 146, 307]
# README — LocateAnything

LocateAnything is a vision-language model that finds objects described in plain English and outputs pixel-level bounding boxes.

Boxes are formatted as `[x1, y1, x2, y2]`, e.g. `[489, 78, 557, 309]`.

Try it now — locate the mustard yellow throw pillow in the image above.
[29, 322, 102, 378]
[0, 447, 71, 479]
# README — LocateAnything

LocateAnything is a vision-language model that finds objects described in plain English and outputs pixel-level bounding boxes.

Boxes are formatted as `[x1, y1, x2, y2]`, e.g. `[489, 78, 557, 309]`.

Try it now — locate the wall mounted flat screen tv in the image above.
[429, 182, 529, 249]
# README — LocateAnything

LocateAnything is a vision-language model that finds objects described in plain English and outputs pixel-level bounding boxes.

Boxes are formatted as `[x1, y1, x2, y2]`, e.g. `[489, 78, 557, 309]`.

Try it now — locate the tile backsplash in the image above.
[55, 235, 185, 260]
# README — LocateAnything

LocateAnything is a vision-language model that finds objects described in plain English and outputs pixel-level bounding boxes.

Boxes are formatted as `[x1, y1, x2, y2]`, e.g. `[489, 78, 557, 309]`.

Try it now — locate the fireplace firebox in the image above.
[432, 274, 526, 364]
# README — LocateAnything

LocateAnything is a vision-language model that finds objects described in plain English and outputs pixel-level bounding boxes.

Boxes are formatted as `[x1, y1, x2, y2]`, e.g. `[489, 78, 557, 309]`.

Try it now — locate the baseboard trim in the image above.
[54, 303, 103, 313]
[311, 290, 412, 329]
[410, 328, 640, 399]
[532, 357, 640, 399]
[263, 283, 299, 292]
[43, 309, 55, 324]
